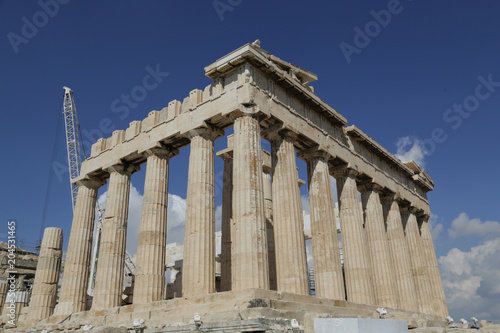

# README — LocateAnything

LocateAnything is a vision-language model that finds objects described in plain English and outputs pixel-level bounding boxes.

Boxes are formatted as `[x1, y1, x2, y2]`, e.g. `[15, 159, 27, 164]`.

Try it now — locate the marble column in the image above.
[231, 114, 269, 290]
[402, 206, 433, 314]
[360, 183, 399, 308]
[134, 147, 178, 304]
[0, 282, 7, 314]
[382, 195, 419, 312]
[92, 163, 137, 310]
[218, 150, 233, 292]
[55, 177, 103, 315]
[270, 130, 308, 295]
[419, 216, 449, 317]
[333, 167, 374, 305]
[27, 227, 63, 321]
[263, 156, 277, 291]
[182, 126, 223, 297]
[299, 149, 345, 300]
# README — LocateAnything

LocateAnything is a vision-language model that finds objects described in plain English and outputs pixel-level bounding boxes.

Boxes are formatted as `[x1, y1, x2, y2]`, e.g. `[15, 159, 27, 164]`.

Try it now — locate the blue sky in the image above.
[1, 0, 499, 323]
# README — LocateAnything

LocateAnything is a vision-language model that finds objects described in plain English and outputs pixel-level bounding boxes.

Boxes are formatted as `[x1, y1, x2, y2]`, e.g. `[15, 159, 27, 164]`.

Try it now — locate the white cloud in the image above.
[429, 213, 444, 240]
[301, 195, 313, 268]
[165, 193, 187, 245]
[448, 213, 500, 239]
[215, 204, 222, 232]
[394, 136, 428, 168]
[301, 195, 311, 232]
[439, 238, 500, 322]
[301, 194, 310, 213]
[96, 185, 143, 256]
[125, 186, 144, 256]
[305, 238, 313, 268]
[96, 184, 188, 256]
[330, 176, 338, 203]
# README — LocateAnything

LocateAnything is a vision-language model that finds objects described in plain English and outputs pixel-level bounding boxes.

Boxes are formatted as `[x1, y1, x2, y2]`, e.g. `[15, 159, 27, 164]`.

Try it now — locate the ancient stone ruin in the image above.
[10, 42, 463, 332]
[0, 241, 39, 325]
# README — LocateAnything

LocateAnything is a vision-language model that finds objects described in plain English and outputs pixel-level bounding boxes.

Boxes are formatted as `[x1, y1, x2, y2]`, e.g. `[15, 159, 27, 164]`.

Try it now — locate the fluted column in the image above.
[263, 158, 277, 291]
[382, 194, 419, 312]
[402, 206, 433, 314]
[298, 149, 344, 300]
[182, 126, 223, 297]
[333, 167, 374, 305]
[218, 150, 233, 292]
[231, 114, 269, 290]
[92, 163, 137, 310]
[419, 216, 449, 317]
[27, 228, 63, 321]
[55, 177, 103, 315]
[0, 282, 7, 314]
[134, 147, 178, 304]
[360, 183, 399, 308]
[269, 130, 308, 295]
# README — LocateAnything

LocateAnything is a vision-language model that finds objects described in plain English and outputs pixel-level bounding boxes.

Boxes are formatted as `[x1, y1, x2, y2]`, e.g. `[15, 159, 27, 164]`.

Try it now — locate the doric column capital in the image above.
[281, 129, 298, 141]
[399, 204, 418, 216]
[408, 205, 419, 215]
[331, 165, 358, 179]
[417, 210, 430, 221]
[106, 162, 140, 176]
[186, 123, 224, 141]
[261, 123, 299, 143]
[357, 181, 383, 194]
[144, 145, 179, 159]
[297, 145, 333, 162]
[380, 191, 402, 204]
[75, 175, 106, 189]
[231, 104, 267, 120]
[399, 204, 409, 214]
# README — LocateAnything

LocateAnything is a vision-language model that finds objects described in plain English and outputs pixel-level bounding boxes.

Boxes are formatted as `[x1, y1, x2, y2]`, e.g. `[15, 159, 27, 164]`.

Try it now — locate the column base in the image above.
[52, 301, 75, 316]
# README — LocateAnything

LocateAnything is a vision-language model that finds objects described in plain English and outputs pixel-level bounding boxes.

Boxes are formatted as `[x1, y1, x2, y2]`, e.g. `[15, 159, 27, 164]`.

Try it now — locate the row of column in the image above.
[52, 111, 447, 320]
[327, 164, 447, 316]
[54, 148, 179, 314]
[332, 167, 448, 316]
[55, 125, 224, 314]
[215, 113, 448, 317]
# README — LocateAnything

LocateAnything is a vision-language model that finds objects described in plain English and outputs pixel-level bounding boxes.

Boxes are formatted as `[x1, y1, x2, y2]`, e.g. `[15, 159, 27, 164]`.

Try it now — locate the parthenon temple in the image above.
[16, 42, 450, 332]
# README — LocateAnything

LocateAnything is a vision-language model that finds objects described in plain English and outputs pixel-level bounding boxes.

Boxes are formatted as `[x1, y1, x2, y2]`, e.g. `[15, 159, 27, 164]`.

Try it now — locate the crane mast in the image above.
[62, 86, 84, 211]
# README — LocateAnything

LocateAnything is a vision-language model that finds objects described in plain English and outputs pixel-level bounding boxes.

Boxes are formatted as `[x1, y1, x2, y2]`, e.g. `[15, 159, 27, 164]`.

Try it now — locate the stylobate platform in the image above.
[15, 289, 446, 332]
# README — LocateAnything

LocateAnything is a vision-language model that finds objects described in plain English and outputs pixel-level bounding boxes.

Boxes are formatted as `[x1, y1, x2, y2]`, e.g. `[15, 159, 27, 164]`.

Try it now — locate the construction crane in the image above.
[62, 87, 135, 297]
[62, 86, 85, 211]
